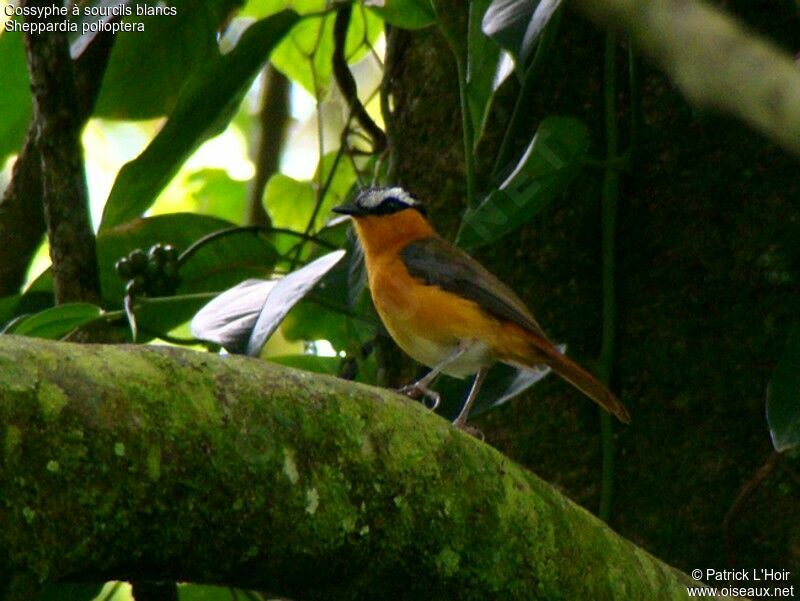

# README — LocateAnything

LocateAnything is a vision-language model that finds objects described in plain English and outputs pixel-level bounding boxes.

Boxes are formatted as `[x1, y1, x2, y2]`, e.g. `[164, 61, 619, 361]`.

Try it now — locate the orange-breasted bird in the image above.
[332, 187, 630, 429]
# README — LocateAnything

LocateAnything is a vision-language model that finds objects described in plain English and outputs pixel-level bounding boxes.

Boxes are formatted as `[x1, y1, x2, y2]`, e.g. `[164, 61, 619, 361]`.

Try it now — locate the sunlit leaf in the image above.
[191, 279, 276, 353]
[364, 0, 436, 29]
[185, 169, 248, 224]
[97, 213, 256, 307]
[240, 0, 325, 19]
[482, 0, 561, 66]
[0, 26, 31, 161]
[100, 11, 298, 230]
[767, 324, 800, 452]
[3, 303, 103, 339]
[271, 6, 382, 95]
[456, 116, 589, 251]
[246, 250, 345, 355]
[264, 175, 317, 232]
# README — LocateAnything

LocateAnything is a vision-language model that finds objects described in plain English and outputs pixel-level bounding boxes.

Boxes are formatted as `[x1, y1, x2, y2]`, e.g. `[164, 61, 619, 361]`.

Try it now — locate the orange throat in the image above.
[351, 209, 435, 259]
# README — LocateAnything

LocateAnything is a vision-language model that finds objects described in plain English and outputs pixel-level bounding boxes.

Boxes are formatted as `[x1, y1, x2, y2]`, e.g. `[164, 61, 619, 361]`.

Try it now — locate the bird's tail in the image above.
[505, 328, 631, 423]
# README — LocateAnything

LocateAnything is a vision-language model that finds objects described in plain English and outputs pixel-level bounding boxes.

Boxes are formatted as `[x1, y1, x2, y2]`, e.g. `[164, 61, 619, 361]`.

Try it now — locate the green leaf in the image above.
[97, 214, 277, 305]
[264, 175, 317, 232]
[482, 0, 562, 66]
[456, 116, 589, 251]
[767, 323, 800, 452]
[271, 7, 382, 95]
[36, 583, 105, 601]
[92, 0, 239, 118]
[100, 11, 299, 230]
[240, 0, 325, 19]
[135, 292, 217, 338]
[364, 0, 436, 29]
[4, 303, 103, 339]
[186, 169, 248, 223]
[0, 26, 31, 161]
[466, 0, 504, 147]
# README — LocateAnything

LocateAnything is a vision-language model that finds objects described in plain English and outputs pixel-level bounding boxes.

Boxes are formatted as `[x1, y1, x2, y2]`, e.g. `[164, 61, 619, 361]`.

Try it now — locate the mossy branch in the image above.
[0, 336, 726, 600]
[574, 0, 800, 156]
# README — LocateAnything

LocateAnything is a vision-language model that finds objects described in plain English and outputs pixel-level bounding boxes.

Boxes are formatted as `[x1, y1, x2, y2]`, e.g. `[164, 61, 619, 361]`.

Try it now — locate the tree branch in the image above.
[0, 23, 115, 297]
[573, 0, 800, 156]
[22, 3, 100, 304]
[0, 336, 732, 600]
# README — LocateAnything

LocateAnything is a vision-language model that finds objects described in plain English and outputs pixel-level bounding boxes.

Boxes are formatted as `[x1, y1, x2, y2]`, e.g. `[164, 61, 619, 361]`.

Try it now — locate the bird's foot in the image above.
[452, 418, 484, 440]
[399, 382, 441, 410]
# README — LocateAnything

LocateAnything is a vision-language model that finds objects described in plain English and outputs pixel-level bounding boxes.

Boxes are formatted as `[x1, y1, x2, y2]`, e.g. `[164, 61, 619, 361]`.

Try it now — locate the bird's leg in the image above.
[399, 346, 467, 411]
[453, 368, 488, 431]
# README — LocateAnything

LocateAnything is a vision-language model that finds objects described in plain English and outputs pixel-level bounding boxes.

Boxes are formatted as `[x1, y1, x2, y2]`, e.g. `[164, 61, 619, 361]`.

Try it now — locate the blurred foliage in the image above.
[2, 0, 799, 596]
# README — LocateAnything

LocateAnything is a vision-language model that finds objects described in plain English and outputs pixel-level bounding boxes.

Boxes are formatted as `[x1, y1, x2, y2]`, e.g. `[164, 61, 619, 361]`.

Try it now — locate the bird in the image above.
[332, 186, 630, 429]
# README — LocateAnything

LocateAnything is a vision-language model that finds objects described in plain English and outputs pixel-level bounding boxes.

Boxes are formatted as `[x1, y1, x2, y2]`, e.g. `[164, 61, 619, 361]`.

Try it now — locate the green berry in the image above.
[128, 249, 147, 272]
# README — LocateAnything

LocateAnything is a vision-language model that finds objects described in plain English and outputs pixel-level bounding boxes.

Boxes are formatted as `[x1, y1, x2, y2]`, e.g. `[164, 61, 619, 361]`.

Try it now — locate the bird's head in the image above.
[332, 186, 427, 219]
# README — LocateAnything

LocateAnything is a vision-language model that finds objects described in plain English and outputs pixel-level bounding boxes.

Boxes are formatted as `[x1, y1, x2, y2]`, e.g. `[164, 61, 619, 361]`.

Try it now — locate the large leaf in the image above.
[91, 0, 238, 118]
[466, 0, 505, 148]
[135, 292, 217, 338]
[767, 324, 800, 452]
[482, 0, 562, 66]
[100, 11, 298, 230]
[97, 213, 277, 304]
[364, 0, 436, 29]
[0, 26, 31, 161]
[36, 583, 105, 601]
[270, 7, 382, 96]
[3, 303, 103, 339]
[456, 116, 589, 251]
[246, 250, 345, 355]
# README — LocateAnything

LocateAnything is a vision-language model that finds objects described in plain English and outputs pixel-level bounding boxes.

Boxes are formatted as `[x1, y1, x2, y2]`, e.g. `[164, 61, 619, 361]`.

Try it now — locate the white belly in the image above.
[399, 336, 494, 378]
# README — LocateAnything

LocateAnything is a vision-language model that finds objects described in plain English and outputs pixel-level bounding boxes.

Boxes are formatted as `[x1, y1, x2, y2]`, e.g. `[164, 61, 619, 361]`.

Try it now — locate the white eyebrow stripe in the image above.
[356, 187, 419, 209]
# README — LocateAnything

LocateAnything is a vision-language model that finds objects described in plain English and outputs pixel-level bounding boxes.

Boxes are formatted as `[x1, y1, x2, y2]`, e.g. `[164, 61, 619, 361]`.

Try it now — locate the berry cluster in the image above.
[115, 244, 180, 298]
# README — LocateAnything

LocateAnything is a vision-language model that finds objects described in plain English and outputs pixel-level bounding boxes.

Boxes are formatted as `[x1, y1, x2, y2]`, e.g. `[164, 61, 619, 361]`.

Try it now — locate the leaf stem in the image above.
[454, 53, 477, 208]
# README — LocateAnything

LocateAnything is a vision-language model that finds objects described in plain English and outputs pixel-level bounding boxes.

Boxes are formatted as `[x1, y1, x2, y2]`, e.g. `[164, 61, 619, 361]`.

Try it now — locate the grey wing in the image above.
[400, 236, 550, 340]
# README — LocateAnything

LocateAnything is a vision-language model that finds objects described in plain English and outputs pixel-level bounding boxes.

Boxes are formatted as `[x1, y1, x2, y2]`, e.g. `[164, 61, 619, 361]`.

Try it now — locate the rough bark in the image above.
[0, 19, 116, 297]
[0, 336, 729, 601]
[22, 4, 100, 304]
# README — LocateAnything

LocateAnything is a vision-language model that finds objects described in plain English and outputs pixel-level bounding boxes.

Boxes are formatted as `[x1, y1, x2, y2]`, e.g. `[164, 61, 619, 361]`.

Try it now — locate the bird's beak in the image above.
[332, 202, 362, 216]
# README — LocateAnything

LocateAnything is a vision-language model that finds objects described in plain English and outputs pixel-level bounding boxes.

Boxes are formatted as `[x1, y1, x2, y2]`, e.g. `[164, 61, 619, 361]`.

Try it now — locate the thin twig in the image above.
[598, 31, 620, 523]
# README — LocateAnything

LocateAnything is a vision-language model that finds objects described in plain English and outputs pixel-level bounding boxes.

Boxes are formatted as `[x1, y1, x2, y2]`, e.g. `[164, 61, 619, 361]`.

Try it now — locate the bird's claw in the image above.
[399, 383, 441, 411]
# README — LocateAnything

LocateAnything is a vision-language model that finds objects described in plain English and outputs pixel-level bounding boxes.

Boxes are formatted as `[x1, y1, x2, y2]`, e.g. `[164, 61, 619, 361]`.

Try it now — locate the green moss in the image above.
[4, 425, 22, 459]
[37, 382, 67, 421]
[146, 446, 161, 481]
